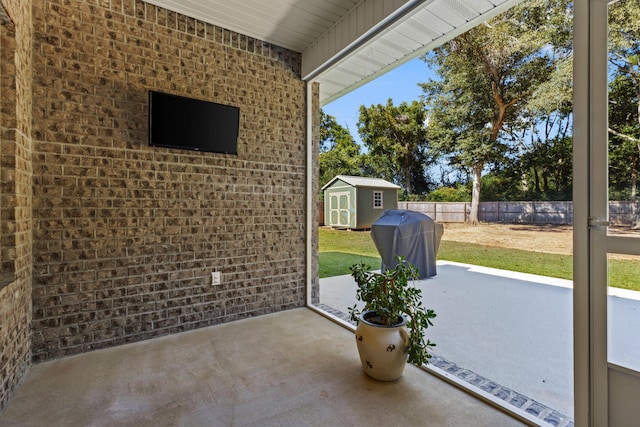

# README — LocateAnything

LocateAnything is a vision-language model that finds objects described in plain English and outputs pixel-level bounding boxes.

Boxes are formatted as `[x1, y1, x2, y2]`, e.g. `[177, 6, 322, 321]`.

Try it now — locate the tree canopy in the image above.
[317, 0, 640, 226]
[419, 1, 567, 223]
[319, 110, 363, 195]
[608, 0, 640, 207]
[357, 99, 435, 196]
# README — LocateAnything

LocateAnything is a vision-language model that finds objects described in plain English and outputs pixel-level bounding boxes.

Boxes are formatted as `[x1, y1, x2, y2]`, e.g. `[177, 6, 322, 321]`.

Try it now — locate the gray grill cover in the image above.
[371, 210, 443, 279]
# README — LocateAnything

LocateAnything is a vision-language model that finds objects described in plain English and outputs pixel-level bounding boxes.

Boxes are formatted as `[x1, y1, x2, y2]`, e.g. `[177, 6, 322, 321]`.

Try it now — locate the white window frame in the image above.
[373, 191, 383, 209]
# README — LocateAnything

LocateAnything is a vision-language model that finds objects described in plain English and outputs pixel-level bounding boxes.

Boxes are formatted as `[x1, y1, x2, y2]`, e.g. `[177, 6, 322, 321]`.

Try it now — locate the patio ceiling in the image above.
[143, 0, 523, 105]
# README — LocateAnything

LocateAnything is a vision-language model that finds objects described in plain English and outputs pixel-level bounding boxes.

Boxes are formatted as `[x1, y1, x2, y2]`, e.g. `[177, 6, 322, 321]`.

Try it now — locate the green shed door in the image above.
[329, 192, 350, 227]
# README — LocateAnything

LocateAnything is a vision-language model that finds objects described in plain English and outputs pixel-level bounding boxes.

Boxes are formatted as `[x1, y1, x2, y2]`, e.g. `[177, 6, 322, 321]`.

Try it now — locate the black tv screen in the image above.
[149, 90, 239, 155]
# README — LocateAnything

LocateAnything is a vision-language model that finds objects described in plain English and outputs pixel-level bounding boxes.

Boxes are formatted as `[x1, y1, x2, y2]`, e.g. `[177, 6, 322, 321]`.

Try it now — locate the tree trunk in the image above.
[633, 201, 640, 230]
[633, 163, 640, 229]
[633, 147, 640, 229]
[521, 171, 529, 192]
[468, 162, 483, 225]
[631, 161, 637, 203]
[404, 162, 413, 195]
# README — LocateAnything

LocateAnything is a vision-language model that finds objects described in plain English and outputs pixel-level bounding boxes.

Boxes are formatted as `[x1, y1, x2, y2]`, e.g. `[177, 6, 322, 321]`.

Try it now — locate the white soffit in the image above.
[311, 0, 524, 105]
[142, 0, 523, 104]
[142, 0, 363, 52]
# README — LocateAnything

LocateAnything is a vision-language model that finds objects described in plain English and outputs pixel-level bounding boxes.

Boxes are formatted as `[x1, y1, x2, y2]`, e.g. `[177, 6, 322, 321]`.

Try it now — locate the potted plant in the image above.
[349, 256, 436, 381]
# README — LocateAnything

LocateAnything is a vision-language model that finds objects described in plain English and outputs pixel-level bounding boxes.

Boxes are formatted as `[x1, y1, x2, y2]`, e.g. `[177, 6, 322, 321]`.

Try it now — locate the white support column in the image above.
[306, 81, 314, 307]
[573, 0, 610, 425]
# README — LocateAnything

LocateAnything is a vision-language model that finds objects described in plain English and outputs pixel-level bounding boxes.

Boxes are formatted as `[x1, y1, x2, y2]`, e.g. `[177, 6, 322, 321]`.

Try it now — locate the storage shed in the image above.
[322, 175, 400, 229]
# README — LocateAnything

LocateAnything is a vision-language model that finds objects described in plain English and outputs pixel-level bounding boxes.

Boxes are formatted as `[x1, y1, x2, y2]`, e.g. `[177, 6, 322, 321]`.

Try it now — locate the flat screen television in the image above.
[149, 90, 239, 155]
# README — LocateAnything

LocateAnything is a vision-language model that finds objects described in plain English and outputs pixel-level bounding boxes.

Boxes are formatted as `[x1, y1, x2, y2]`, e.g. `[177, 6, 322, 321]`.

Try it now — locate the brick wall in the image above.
[0, 2, 16, 277]
[0, 0, 34, 411]
[30, 0, 311, 362]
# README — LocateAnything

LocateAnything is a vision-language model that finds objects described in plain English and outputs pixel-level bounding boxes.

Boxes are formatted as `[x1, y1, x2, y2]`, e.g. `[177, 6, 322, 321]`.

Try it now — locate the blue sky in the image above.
[321, 56, 436, 146]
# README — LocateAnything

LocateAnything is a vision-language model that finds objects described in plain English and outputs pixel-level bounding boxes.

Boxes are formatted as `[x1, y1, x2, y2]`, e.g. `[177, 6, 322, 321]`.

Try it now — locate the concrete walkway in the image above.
[319, 260, 640, 419]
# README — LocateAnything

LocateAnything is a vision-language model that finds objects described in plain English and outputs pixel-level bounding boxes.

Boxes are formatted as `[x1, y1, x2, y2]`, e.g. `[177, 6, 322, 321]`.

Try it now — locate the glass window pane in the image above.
[607, 0, 640, 373]
[607, 254, 640, 371]
[607, 0, 640, 234]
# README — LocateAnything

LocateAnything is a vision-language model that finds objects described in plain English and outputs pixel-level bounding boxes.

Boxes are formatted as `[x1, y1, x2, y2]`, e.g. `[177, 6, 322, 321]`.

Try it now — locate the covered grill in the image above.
[371, 210, 444, 279]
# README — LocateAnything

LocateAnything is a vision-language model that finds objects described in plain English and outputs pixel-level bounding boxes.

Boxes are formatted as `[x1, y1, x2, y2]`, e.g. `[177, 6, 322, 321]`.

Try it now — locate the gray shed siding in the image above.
[355, 187, 398, 229]
[323, 176, 398, 229]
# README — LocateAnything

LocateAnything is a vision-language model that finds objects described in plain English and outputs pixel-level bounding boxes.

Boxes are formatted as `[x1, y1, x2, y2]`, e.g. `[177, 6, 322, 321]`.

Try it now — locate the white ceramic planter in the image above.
[355, 310, 410, 381]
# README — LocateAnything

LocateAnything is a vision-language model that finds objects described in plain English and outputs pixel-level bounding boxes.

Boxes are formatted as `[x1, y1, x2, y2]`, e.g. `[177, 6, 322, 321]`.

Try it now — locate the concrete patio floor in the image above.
[319, 260, 640, 424]
[319, 260, 574, 419]
[0, 308, 524, 427]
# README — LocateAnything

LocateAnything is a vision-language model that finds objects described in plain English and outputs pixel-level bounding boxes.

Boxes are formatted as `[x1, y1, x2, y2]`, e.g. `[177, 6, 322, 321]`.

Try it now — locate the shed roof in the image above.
[322, 175, 400, 191]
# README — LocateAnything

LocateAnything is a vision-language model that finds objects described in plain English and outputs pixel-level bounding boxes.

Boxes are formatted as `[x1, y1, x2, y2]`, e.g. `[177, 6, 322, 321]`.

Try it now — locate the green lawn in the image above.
[318, 228, 380, 277]
[318, 227, 640, 292]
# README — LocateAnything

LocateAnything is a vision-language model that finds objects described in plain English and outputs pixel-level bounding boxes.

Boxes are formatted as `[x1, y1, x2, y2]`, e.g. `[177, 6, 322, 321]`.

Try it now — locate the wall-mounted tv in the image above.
[149, 90, 239, 155]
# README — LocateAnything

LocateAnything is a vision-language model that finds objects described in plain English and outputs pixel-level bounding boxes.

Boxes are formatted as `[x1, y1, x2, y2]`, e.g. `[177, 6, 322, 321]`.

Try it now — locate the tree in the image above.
[609, 75, 639, 201]
[420, 2, 562, 224]
[608, 0, 640, 226]
[513, 4, 574, 201]
[319, 110, 363, 194]
[357, 99, 435, 196]
[504, 58, 573, 201]
[519, 136, 573, 199]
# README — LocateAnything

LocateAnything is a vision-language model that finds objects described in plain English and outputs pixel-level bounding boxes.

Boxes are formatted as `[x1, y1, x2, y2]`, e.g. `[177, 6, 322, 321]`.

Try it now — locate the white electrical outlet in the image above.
[211, 271, 221, 285]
